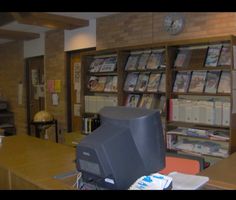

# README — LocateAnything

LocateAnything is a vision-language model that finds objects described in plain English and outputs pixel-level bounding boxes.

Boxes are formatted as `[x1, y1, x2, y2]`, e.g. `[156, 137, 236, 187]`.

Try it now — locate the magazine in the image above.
[99, 56, 117, 72]
[87, 76, 99, 91]
[123, 73, 139, 92]
[135, 73, 150, 92]
[174, 49, 191, 67]
[147, 73, 162, 92]
[204, 71, 221, 94]
[89, 58, 104, 73]
[125, 53, 140, 71]
[217, 71, 231, 93]
[104, 76, 118, 92]
[124, 94, 140, 108]
[158, 73, 166, 93]
[218, 44, 231, 66]
[173, 71, 191, 93]
[204, 44, 222, 67]
[188, 71, 207, 93]
[137, 52, 151, 70]
[146, 51, 164, 70]
[138, 94, 156, 109]
[95, 76, 107, 91]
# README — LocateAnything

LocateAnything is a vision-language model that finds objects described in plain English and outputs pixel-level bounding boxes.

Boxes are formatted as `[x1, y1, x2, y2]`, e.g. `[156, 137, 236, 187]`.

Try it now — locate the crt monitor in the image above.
[76, 106, 165, 189]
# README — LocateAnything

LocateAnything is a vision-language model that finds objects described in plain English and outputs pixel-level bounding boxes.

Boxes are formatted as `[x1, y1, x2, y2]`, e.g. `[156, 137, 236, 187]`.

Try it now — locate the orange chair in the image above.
[159, 153, 205, 175]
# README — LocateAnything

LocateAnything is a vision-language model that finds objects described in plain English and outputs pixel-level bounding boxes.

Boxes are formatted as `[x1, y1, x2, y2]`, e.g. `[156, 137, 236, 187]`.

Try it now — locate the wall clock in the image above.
[163, 13, 185, 35]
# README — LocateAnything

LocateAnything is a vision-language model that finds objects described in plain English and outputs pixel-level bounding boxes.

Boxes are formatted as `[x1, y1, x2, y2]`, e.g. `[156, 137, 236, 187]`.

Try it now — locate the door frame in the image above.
[66, 47, 95, 132]
[25, 55, 44, 135]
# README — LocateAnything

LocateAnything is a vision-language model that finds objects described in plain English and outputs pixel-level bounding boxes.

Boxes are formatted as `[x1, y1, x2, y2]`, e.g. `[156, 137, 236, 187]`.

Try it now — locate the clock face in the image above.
[163, 13, 185, 35]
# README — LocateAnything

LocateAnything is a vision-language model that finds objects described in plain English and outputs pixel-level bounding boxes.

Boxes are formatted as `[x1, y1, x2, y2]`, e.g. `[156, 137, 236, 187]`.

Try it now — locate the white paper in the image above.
[52, 93, 59, 105]
[168, 171, 209, 190]
[74, 62, 81, 90]
[37, 84, 45, 98]
[31, 69, 39, 86]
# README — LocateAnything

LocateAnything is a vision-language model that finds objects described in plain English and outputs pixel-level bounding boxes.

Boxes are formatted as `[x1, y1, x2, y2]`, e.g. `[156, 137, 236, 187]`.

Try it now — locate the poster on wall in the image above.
[76, 90, 80, 103]
[74, 62, 81, 91]
[54, 80, 61, 93]
[48, 80, 55, 93]
[52, 93, 59, 105]
[31, 69, 39, 86]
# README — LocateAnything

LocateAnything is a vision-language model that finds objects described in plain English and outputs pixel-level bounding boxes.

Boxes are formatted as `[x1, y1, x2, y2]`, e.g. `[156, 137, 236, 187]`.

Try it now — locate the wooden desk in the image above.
[199, 152, 236, 190]
[64, 131, 85, 147]
[0, 135, 77, 189]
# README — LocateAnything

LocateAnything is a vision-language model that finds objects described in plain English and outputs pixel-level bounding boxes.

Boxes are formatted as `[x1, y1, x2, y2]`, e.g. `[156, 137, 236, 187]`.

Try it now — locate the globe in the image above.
[33, 110, 54, 122]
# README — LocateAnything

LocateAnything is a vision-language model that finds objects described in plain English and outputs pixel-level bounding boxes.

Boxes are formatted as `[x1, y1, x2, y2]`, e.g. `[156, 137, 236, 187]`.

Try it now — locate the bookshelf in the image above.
[80, 35, 236, 166]
[166, 35, 236, 165]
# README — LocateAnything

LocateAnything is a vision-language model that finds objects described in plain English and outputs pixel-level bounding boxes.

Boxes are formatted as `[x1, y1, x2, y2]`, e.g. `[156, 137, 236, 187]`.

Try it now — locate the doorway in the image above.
[67, 48, 95, 132]
[25, 56, 45, 136]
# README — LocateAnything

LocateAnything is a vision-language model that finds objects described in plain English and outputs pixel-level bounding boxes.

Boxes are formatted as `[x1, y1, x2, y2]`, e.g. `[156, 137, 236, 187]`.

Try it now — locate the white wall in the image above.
[64, 19, 96, 51]
[23, 19, 96, 58]
[23, 33, 45, 58]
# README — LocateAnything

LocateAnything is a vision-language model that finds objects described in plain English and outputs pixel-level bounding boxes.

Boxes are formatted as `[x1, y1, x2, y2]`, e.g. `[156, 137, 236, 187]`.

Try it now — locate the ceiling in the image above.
[0, 12, 118, 44]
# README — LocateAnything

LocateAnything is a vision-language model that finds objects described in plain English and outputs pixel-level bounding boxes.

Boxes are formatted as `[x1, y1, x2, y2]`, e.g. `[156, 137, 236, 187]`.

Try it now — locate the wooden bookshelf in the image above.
[79, 35, 236, 166]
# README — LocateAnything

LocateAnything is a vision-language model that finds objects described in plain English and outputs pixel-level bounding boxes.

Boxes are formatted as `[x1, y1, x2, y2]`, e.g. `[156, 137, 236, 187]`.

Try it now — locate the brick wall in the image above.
[45, 30, 67, 141]
[0, 41, 27, 135]
[97, 12, 236, 49]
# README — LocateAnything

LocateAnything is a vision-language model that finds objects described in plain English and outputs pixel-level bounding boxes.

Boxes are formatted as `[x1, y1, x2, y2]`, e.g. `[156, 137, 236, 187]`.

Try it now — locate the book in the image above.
[124, 94, 140, 107]
[104, 76, 118, 92]
[95, 76, 107, 91]
[123, 73, 139, 92]
[135, 73, 150, 92]
[147, 73, 162, 92]
[87, 76, 99, 91]
[146, 51, 164, 70]
[188, 71, 207, 93]
[125, 53, 140, 71]
[218, 44, 231, 66]
[173, 71, 191, 93]
[174, 49, 191, 67]
[204, 71, 221, 93]
[158, 73, 166, 93]
[137, 52, 151, 70]
[89, 58, 104, 72]
[99, 56, 117, 72]
[217, 71, 231, 93]
[204, 44, 222, 67]
[138, 94, 156, 109]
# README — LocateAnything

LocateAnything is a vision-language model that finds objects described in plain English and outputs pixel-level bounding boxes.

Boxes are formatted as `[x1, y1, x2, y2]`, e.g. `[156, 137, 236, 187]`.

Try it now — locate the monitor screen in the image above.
[76, 106, 165, 189]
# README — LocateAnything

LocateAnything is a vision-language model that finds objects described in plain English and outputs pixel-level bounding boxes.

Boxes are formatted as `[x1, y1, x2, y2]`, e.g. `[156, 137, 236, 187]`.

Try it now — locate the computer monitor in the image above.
[76, 106, 165, 190]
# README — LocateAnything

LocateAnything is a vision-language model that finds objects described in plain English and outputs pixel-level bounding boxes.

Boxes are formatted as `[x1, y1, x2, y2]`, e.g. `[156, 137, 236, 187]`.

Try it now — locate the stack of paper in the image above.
[129, 173, 172, 190]
[168, 172, 209, 190]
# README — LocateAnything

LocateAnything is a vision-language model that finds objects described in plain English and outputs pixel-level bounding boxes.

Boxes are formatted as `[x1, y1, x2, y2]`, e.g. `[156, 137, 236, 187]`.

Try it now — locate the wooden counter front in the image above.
[0, 135, 77, 190]
[199, 152, 236, 190]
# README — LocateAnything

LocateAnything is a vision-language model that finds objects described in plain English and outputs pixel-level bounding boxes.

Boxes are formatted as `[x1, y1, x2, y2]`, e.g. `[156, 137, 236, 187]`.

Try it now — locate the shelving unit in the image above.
[0, 108, 16, 136]
[165, 35, 236, 165]
[80, 35, 236, 166]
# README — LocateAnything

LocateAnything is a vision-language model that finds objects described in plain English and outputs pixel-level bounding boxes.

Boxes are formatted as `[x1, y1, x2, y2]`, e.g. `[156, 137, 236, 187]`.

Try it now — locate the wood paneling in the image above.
[0, 29, 40, 40]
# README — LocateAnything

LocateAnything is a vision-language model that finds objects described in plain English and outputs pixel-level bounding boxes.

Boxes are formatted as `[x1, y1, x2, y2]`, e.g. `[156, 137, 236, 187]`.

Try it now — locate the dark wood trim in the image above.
[66, 47, 95, 132]
[25, 55, 44, 135]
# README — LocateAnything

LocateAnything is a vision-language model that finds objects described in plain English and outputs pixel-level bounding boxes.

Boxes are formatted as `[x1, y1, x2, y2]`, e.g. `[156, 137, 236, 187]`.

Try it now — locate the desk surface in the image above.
[0, 135, 77, 189]
[199, 152, 236, 190]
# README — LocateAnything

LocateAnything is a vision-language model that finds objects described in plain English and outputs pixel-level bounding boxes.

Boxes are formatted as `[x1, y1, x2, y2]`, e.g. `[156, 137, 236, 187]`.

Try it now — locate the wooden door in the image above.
[67, 48, 95, 132]
[25, 56, 45, 136]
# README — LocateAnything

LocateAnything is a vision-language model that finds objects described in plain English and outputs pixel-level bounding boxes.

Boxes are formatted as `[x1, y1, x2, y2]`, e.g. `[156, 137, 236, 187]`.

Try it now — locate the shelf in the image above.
[168, 148, 228, 159]
[167, 121, 229, 131]
[172, 66, 231, 71]
[86, 91, 118, 95]
[87, 72, 118, 76]
[172, 92, 231, 96]
[124, 91, 165, 95]
[166, 132, 229, 142]
[125, 68, 166, 73]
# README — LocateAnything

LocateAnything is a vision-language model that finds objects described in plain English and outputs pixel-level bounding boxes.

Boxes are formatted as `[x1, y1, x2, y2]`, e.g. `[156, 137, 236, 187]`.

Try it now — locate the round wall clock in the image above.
[163, 13, 185, 35]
